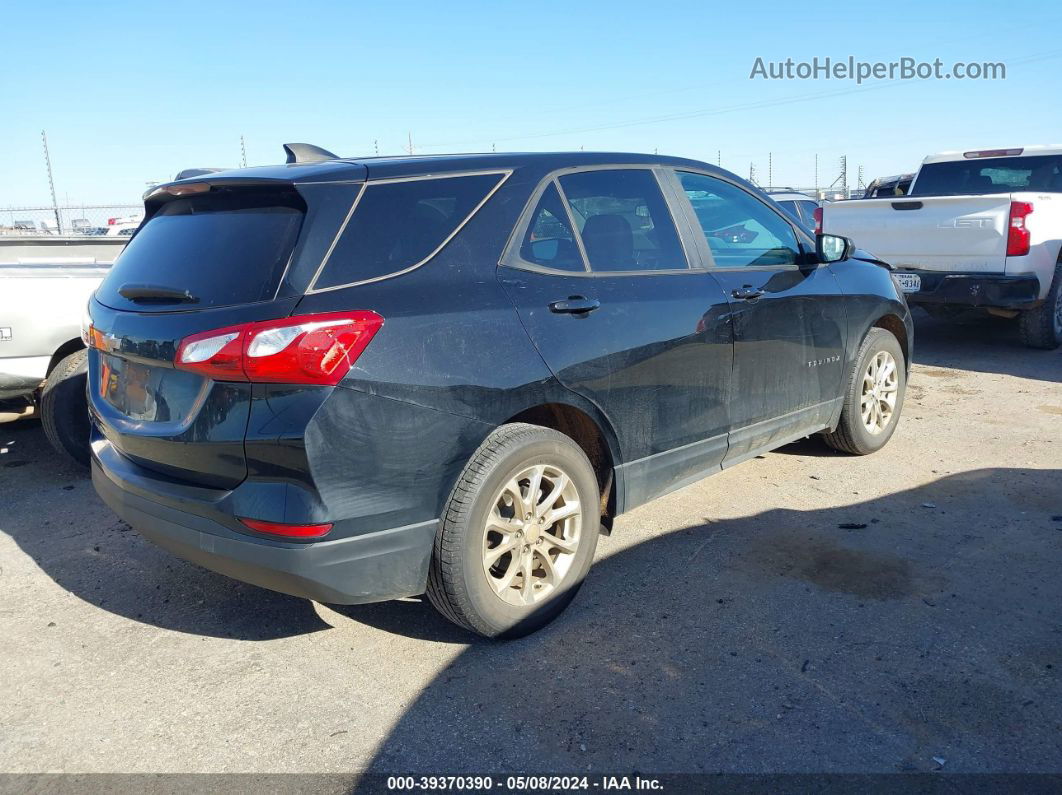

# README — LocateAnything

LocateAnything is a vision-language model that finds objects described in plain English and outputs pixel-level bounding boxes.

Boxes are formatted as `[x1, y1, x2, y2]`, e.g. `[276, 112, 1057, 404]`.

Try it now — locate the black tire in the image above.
[40, 349, 90, 467]
[426, 423, 601, 639]
[1017, 262, 1062, 350]
[822, 328, 906, 455]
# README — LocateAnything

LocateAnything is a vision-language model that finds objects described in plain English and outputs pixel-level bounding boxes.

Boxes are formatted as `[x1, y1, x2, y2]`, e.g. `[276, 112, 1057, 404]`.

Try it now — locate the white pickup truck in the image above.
[825, 145, 1062, 349]
[0, 238, 126, 464]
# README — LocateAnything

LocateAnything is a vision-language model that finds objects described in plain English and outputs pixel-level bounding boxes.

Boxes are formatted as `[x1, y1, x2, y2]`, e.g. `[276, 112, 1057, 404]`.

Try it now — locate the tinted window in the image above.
[519, 182, 585, 272]
[797, 200, 820, 226]
[97, 190, 303, 310]
[911, 154, 1062, 196]
[775, 200, 802, 224]
[677, 172, 799, 267]
[558, 169, 686, 272]
[314, 173, 503, 289]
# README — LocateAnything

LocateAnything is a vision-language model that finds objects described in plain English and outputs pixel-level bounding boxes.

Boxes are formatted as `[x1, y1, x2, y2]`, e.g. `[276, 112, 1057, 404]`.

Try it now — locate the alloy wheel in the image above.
[861, 350, 898, 434]
[481, 464, 582, 606]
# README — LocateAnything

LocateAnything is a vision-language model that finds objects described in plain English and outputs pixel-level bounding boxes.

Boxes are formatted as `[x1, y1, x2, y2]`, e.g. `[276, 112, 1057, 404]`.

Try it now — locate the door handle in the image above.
[731, 286, 765, 301]
[549, 296, 601, 315]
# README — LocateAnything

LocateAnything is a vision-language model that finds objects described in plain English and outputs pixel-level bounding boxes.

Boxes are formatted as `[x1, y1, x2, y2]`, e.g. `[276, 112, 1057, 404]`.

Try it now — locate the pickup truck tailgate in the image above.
[825, 195, 1012, 272]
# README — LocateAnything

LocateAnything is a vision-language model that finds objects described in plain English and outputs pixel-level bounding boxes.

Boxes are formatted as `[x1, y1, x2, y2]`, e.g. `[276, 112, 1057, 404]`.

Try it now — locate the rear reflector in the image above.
[175, 311, 384, 385]
[1006, 201, 1034, 257]
[238, 518, 333, 538]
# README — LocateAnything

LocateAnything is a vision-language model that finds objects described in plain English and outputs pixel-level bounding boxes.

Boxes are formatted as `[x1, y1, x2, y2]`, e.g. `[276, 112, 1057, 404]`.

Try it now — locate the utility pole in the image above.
[857, 164, 866, 192]
[768, 152, 773, 190]
[748, 162, 757, 185]
[840, 155, 848, 198]
[717, 150, 721, 167]
[406, 131, 414, 155]
[374, 139, 379, 156]
[240, 135, 247, 168]
[41, 130, 61, 234]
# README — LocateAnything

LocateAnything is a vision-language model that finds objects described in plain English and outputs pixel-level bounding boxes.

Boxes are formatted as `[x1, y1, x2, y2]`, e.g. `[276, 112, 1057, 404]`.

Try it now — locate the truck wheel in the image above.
[822, 328, 906, 455]
[1018, 263, 1062, 350]
[426, 423, 600, 639]
[40, 349, 90, 467]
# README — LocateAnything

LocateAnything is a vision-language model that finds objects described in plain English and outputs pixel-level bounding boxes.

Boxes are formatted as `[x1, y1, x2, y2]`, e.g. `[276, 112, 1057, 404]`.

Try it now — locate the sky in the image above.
[2, 0, 1061, 207]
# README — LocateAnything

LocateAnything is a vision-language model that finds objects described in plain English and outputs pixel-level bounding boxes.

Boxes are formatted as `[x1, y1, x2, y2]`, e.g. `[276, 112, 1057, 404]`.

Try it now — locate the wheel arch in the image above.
[871, 313, 910, 373]
[46, 338, 86, 377]
[503, 401, 620, 529]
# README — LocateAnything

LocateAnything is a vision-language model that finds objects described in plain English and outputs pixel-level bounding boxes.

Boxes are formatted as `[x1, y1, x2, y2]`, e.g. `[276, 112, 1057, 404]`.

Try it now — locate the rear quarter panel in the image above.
[286, 171, 624, 529]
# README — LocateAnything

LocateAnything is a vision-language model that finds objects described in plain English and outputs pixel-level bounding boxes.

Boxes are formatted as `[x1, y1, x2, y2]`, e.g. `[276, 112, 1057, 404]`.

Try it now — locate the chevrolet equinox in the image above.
[87, 146, 912, 637]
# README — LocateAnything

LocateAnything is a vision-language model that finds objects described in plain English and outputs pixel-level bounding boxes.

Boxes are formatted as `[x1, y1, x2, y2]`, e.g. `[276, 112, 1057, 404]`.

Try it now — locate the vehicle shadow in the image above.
[0, 418, 331, 640]
[911, 309, 1062, 382]
[349, 466, 1062, 774]
[5, 421, 1062, 773]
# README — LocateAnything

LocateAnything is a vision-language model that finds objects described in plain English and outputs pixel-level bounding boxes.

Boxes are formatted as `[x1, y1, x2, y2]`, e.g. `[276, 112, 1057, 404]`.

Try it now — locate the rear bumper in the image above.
[91, 445, 438, 605]
[898, 270, 1041, 308]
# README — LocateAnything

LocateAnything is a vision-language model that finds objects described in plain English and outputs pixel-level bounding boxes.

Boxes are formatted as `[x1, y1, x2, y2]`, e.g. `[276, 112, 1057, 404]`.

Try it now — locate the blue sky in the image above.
[2, 0, 1061, 207]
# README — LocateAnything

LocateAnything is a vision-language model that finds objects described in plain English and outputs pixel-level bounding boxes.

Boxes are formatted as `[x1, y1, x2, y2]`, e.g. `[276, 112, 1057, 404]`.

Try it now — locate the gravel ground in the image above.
[1, 313, 1060, 777]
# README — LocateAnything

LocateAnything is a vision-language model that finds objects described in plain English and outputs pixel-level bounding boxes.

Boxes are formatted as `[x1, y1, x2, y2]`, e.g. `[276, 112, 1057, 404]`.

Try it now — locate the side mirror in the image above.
[817, 233, 854, 263]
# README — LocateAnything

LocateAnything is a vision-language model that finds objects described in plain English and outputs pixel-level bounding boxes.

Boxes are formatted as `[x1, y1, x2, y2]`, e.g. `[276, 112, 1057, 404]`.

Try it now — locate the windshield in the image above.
[912, 155, 1062, 196]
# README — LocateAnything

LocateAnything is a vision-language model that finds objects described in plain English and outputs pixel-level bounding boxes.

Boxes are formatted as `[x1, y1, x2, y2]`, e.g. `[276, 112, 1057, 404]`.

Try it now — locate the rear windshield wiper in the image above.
[118, 284, 199, 303]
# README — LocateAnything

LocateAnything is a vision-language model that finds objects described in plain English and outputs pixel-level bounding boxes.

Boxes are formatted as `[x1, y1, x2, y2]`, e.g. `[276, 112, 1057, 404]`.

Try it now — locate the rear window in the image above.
[97, 190, 304, 310]
[312, 173, 504, 289]
[911, 154, 1062, 196]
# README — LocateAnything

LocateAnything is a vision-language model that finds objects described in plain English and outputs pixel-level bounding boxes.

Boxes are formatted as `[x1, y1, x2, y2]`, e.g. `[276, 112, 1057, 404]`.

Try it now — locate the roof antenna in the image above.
[283, 143, 339, 164]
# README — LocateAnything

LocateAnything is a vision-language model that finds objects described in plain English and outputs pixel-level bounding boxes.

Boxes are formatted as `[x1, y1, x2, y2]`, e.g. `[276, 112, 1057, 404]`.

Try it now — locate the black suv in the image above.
[87, 148, 912, 637]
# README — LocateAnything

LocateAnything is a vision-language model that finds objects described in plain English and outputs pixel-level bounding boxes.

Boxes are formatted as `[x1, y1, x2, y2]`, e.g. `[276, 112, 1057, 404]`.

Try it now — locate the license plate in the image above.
[894, 273, 921, 293]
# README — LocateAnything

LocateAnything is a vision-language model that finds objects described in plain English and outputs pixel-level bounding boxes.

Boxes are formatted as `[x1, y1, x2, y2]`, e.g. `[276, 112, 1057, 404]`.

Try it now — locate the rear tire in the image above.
[40, 349, 90, 467]
[822, 328, 906, 455]
[426, 423, 600, 639]
[1018, 262, 1062, 350]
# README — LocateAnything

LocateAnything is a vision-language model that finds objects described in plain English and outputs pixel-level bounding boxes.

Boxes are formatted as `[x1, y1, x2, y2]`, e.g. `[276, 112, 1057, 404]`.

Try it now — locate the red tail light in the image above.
[1006, 201, 1033, 257]
[238, 518, 333, 538]
[813, 207, 823, 235]
[175, 311, 384, 385]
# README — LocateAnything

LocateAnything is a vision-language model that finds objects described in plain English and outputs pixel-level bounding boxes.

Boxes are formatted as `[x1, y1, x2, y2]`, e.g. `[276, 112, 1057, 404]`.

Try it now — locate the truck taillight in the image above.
[175, 311, 384, 386]
[813, 207, 823, 235]
[1006, 201, 1033, 257]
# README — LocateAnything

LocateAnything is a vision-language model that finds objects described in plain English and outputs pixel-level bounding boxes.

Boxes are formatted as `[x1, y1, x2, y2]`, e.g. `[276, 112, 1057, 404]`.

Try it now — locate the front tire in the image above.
[1018, 262, 1062, 350]
[822, 328, 906, 455]
[40, 349, 90, 467]
[426, 423, 600, 639]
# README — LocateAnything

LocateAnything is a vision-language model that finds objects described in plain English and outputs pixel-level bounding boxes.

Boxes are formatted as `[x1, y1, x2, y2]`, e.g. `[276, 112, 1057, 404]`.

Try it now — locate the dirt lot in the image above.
[1, 313, 1060, 776]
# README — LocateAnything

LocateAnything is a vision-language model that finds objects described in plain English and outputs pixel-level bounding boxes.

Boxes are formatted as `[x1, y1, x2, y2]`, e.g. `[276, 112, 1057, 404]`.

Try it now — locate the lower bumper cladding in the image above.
[91, 454, 438, 605]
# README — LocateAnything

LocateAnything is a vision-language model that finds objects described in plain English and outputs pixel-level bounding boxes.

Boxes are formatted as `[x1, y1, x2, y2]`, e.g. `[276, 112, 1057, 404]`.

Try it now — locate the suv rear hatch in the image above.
[88, 171, 363, 489]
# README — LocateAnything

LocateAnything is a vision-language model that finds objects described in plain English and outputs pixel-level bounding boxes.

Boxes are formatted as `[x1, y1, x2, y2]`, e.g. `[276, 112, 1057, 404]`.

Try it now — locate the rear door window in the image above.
[518, 183, 586, 272]
[557, 169, 687, 272]
[313, 173, 505, 289]
[96, 190, 304, 310]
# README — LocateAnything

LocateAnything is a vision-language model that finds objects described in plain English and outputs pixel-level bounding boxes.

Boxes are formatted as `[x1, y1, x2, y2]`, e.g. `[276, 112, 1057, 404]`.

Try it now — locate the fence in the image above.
[0, 205, 142, 237]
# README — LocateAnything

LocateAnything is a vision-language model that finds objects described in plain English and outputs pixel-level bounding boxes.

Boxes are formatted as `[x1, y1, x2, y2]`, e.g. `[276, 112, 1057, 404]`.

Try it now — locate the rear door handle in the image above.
[731, 286, 764, 301]
[549, 296, 601, 315]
